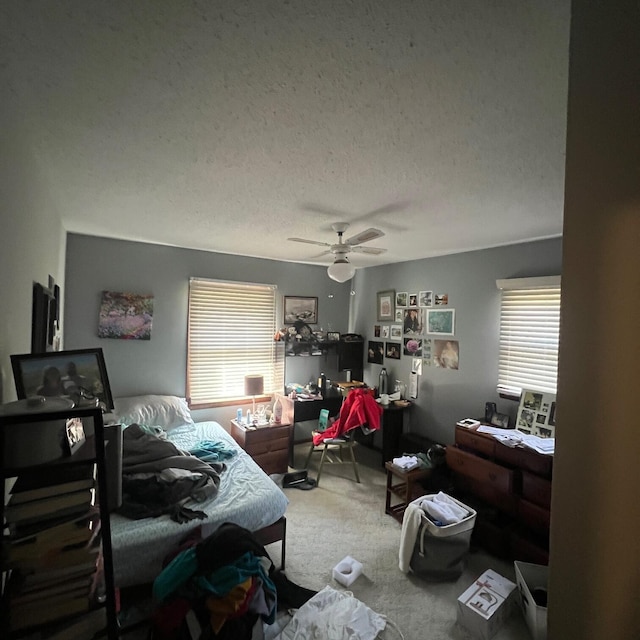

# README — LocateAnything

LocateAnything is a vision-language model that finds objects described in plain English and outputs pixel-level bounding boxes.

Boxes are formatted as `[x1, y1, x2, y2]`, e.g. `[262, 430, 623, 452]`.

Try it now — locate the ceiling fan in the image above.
[287, 222, 386, 282]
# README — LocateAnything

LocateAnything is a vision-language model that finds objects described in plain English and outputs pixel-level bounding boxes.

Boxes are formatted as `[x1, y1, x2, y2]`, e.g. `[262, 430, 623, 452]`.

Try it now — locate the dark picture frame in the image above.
[385, 342, 401, 359]
[284, 296, 318, 324]
[11, 348, 114, 412]
[326, 331, 341, 341]
[367, 340, 384, 364]
[376, 290, 395, 322]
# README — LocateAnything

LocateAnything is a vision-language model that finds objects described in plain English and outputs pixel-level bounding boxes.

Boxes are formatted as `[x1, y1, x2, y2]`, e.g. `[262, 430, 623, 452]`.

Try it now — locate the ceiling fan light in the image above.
[327, 257, 356, 283]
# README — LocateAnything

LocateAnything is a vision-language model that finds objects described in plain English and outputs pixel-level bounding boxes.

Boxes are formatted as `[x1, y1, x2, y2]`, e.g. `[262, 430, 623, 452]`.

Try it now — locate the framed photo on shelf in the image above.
[10, 347, 114, 411]
[284, 296, 318, 324]
[326, 331, 341, 341]
[65, 417, 86, 455]
[376, 290, 395, 322]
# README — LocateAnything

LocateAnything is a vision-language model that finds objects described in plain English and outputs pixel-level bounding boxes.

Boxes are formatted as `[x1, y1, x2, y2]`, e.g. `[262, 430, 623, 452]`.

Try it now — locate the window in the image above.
[496, 276, 561, 398]
[187, 278, 283, 408]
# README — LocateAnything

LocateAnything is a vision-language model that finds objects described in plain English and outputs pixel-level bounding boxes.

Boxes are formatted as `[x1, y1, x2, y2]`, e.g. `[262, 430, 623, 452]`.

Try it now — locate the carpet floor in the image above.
[119, 441, 535, 639]
[269, 441, 533, 640]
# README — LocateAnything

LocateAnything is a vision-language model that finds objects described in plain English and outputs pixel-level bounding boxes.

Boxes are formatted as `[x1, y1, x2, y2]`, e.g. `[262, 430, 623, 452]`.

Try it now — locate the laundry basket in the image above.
[409, 493, 477, 581]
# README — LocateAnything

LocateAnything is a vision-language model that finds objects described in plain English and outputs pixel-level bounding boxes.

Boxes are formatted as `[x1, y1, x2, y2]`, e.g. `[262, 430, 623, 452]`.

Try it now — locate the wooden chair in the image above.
[304, 429, 360, 486]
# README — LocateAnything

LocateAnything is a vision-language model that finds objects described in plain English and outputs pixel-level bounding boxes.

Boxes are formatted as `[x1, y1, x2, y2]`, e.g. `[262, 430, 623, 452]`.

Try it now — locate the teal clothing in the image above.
[153, 547, 198, 602]
[189, 440, 237, 463]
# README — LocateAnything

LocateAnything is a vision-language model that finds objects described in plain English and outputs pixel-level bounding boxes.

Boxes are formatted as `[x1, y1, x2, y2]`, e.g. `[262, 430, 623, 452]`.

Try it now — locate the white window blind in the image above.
[187, 278, 283, 407]
[496, 276, 561, 398]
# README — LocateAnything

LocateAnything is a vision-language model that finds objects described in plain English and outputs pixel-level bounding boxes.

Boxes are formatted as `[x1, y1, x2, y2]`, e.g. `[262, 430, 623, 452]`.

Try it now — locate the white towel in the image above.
[420, 491, 468, 524]
[392, 455, 419, 470]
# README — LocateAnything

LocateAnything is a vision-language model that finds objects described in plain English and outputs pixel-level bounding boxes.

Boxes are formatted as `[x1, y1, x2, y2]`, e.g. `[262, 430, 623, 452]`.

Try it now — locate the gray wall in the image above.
[64, 233, 353, 423]
[351, 238, 562, 445]
[64, 233, 561, 442]
[0, 106, 67, 404]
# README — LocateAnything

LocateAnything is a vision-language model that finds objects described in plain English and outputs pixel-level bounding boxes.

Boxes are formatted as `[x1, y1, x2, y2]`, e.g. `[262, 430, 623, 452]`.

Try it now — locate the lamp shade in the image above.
[327, 257, 356, 283]
[244, 374, 264, 397]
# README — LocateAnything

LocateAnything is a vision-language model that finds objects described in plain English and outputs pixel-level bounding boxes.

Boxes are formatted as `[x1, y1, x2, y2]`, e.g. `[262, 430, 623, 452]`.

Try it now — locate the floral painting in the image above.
[98, 291, 154, 340]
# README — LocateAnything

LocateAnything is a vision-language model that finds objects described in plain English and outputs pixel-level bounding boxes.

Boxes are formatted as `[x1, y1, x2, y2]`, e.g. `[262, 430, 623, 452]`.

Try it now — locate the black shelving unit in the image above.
[0, 406, 118, 639]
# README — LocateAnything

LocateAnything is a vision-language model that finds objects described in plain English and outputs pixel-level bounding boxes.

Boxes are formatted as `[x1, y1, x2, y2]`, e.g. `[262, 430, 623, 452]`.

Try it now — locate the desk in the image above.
[292, 389, 344, 424]
[354, 402, 412, 466]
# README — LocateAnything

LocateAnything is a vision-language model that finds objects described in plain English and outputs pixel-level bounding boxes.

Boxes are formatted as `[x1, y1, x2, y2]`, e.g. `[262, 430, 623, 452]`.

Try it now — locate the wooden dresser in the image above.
[445, 424, 552, 564]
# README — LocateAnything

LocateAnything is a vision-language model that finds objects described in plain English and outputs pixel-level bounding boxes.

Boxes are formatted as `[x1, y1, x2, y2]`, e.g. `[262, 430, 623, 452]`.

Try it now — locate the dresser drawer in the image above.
[253, 449, 289, 475]
[248, 431, 291, 456]
[446, 446, 514, 494]
[455, 427, 496, 457]
[521, 471, 552, 508]
[518, 497, 551, 536]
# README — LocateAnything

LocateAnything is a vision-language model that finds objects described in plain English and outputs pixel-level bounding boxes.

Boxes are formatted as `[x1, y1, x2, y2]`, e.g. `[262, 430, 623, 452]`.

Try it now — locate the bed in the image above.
[106, 395, 289, 588]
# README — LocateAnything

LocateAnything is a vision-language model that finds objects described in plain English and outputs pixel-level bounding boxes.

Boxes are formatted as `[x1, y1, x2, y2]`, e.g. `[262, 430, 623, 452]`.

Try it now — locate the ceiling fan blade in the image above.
[287, 237, 332, 248]
[351, 246, 387, 255]
[345, 228, 385, 246]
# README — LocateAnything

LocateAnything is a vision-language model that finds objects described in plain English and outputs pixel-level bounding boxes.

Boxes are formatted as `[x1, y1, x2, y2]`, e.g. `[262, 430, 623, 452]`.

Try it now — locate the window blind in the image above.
[496, 276, 561, 398]
[187, 278, 283, 407]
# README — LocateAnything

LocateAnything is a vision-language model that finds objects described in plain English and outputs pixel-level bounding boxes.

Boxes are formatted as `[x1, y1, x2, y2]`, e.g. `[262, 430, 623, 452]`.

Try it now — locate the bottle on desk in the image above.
[317, 372, 326, 396]
[379, 367, 388, 396]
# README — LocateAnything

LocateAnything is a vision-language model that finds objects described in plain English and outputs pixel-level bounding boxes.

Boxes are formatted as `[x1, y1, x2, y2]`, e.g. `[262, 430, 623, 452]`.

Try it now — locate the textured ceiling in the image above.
[2, 1, 570, 269]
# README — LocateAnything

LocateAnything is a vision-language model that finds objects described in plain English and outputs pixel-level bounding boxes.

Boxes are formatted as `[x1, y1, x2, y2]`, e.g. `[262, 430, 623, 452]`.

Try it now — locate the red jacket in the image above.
[312, 388, 383, 445]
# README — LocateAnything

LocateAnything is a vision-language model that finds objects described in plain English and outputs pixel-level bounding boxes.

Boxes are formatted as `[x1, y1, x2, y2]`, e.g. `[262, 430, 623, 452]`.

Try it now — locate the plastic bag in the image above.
[274, 585, 386, 640]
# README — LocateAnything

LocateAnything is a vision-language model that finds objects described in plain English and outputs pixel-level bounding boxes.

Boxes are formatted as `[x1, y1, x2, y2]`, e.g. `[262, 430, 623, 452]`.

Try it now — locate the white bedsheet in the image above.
[109, 421, 289, 587]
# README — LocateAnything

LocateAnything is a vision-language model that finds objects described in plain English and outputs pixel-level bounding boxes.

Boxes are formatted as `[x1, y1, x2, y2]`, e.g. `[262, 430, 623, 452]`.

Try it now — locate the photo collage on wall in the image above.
[516, 389, 557, 438]
[373, 289, 459, 370]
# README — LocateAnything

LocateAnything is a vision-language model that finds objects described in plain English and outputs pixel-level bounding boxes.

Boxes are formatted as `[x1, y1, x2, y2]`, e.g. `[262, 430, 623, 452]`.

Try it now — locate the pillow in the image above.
[113, 395, 194, 432]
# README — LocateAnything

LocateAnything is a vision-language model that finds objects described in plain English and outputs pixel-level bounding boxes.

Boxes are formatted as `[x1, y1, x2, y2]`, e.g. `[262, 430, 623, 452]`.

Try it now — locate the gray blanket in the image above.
[119, 424, 225, 520]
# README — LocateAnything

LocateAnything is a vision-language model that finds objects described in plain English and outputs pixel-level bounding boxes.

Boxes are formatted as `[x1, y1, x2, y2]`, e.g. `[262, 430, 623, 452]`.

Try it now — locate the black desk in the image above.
[289, 390, 344, 466]
[292, 389, 344, 424]
[355, 402, 411, 466]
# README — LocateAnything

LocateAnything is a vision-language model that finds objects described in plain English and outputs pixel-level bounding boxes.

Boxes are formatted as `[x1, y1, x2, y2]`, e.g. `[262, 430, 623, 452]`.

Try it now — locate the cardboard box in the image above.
[514, 561, 548, 640]
[457, 569, 518, 640]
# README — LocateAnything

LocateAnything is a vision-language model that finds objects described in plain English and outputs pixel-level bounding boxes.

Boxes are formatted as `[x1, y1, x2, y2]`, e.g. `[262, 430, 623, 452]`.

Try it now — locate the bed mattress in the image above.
[109, 421, 289, 587]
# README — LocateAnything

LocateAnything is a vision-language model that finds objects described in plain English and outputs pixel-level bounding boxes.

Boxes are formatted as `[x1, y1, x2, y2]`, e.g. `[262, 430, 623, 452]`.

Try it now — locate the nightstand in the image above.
[230, 420, 293, 475]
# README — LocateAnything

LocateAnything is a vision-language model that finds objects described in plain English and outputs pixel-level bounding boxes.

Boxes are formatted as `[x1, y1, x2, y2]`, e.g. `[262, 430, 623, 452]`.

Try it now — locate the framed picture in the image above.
[65, 417, 86, 455]
[408, 294, 418, 308]
[367, 340, 384, 364]
[419, 290, 433, 307]
[376, 290, 395, 322]
[98, 291, 154, 340]
[390, 325, 402, 340]
[403, 337, 423, 357]
[385, 342, 401, 359]
[381, 325, 390, 339]
[284, 296, 318, 324]
[395, 292, 408, 308]
[326, 331, 341, 341]
[394, 309, 403, 323]
[516, 389, 557, 437]
[426, 308, 455, 335]
[10, 347, 114, 411]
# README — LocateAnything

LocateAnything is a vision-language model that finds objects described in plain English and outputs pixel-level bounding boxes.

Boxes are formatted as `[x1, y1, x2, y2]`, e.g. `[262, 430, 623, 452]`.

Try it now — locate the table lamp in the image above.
[244, 374, 264, 417]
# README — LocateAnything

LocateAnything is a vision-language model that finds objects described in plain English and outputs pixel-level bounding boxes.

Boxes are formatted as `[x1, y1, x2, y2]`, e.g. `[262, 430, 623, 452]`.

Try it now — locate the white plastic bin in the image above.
[409, 493, 477, 581]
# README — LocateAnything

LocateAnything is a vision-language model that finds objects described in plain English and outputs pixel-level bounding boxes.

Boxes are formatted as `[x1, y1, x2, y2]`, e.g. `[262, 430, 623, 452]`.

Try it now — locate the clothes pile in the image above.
[152, 523, 317, 640]
[117, 424, 229, 523]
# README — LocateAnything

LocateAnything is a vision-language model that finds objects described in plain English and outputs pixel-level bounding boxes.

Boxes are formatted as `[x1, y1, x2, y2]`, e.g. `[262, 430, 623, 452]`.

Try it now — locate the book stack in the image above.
[4, 462, 105, 634]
